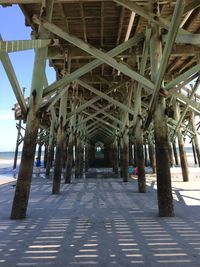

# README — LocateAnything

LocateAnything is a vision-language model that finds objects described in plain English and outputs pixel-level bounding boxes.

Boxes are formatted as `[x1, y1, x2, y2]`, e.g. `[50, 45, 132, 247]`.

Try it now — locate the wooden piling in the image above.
[65, 132, 73, 184]
[148, 138, 156, 173]
[45, 119, 55, 176]
[122, 131, 129, 182]
[10, 0, 54, 219]
[52, 90, 68, 194]
[113, 139, 119, 174]
[135, 121, 146, 192]
[174, 102, 189, 182]
[190, 112, 200, 166]
[150, 2, 174, 216]
[172, 140, 179, 166]
[154, 97, 174, 216]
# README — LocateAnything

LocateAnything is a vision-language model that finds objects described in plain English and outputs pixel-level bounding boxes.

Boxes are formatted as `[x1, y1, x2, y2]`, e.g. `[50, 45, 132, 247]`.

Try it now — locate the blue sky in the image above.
[0, 5, 55, 151]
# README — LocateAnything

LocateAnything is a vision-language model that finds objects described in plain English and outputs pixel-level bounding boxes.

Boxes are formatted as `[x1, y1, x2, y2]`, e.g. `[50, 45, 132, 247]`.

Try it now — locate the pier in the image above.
[0, 1, 200, 265]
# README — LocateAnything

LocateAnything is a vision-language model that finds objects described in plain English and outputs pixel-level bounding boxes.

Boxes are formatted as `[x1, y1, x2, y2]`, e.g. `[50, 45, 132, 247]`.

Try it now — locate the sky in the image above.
[0, 5, 56, 151]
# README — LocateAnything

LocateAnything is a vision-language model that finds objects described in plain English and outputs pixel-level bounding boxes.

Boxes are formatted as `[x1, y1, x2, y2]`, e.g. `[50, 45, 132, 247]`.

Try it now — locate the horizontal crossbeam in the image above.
[0, 39, 58, 53]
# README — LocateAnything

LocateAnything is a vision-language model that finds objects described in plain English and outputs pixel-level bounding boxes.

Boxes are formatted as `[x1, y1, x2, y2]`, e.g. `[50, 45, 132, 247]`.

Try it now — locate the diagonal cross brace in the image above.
[32, 16, 154, 93]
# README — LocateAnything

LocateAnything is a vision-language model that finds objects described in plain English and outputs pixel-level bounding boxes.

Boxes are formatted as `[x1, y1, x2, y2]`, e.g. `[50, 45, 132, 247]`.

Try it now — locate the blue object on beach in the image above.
[128, 166, 134, 174]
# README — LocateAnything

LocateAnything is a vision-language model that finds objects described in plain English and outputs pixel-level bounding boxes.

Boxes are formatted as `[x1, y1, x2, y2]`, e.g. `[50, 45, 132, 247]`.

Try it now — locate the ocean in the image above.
[0, 148, 198, 168]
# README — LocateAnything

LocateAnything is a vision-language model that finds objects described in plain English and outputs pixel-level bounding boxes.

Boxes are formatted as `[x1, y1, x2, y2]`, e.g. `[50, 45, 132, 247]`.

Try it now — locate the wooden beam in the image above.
[76, 79, 135, 116]
[163, 33, 200, 45]
[173, 76, 200, 137]
[90, 104, 123, 126]
[100, 2, 104, 47]
[0, 39, 58, 53]
[44, 34, 143, 96]
[114, 0, 188, 35]
[80, 3, 87, 43]
[0, 35, 27, 116]
[145, 0, 185, 129]
[132, 28, 150, 128]
[77, 104, 112, 126]
[164, 63, 200, 90]
[44, 33, 143, 96]
[64, 80, 128, 120]
[33, 16, 153, 91]
[170, 91, 200, 115]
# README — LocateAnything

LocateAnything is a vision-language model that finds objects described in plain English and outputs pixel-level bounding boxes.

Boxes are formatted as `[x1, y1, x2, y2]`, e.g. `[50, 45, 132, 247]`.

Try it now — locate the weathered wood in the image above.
[33, 17, 153, 91]
[45, 118, 55, 176]
[10, 0, 54, 219]
[43, 144, 48, 168]
[0, 39, 58, 53]
[129, 142, 133, 165]
[168, 140, 174, 167]
[148, 139, 156, 173]
[75, 135, 83, 178]
[192, 140, 197, 165]
[37, 140, 42, 163]
[145, 0, 185, 128]
[85, 144, 88, 172]
[172, 140, 179, 166]
[52, 90, 68, 194]
[13, 120, 22, 170]
[113, 140, 119, 174]
[0, 35, 27, 117]
[150, 2, 174, 217]
[144, 139, 148, 166]
[190, 112, 200, 166]
[64, 132, 73, 183]
[135, 121, 146, 192]
[122, 130, 129, 182]
[154, 97, 174, 216]
[174, 102, 189, 182]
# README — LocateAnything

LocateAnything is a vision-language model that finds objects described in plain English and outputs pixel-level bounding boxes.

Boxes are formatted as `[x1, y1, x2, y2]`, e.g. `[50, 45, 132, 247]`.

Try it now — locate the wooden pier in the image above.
[0, 0, 200, 219]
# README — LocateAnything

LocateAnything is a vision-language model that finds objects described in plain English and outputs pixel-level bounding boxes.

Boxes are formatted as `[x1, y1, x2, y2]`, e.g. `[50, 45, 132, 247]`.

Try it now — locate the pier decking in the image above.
[1, 171, 200, 266]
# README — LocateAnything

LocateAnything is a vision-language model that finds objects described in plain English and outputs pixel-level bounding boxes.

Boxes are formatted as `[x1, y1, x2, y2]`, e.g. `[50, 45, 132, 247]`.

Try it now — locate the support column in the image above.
[79, 140, 84, 178]
[120, 138, 124, 178]
[135, 120, 146, 192]
[174, 102, 189, 182]
[172, 140, 179, 166]
[10, 0, 54, 219]
[168, 139, 174, 167]
[192, 140, 197, 165]
[148, 136, 156, 173]
[190, 112, 200, 166]
[113, 139, 119, 174]
[129, 141, 133, 165]
[37, 136, 42, 163]
[46, 119, 55, 176]
[85, 143, 88, 172]
[65, 131, 73, 183]
[13, 120, 22, 170]
[144, 139, 148, 166]
[154, 98, 174, 216]
[150, 0, 174, 216]
[122, 130, 129, 182]
[43, 143, 48, 168]
[52, 90, 68, 194]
